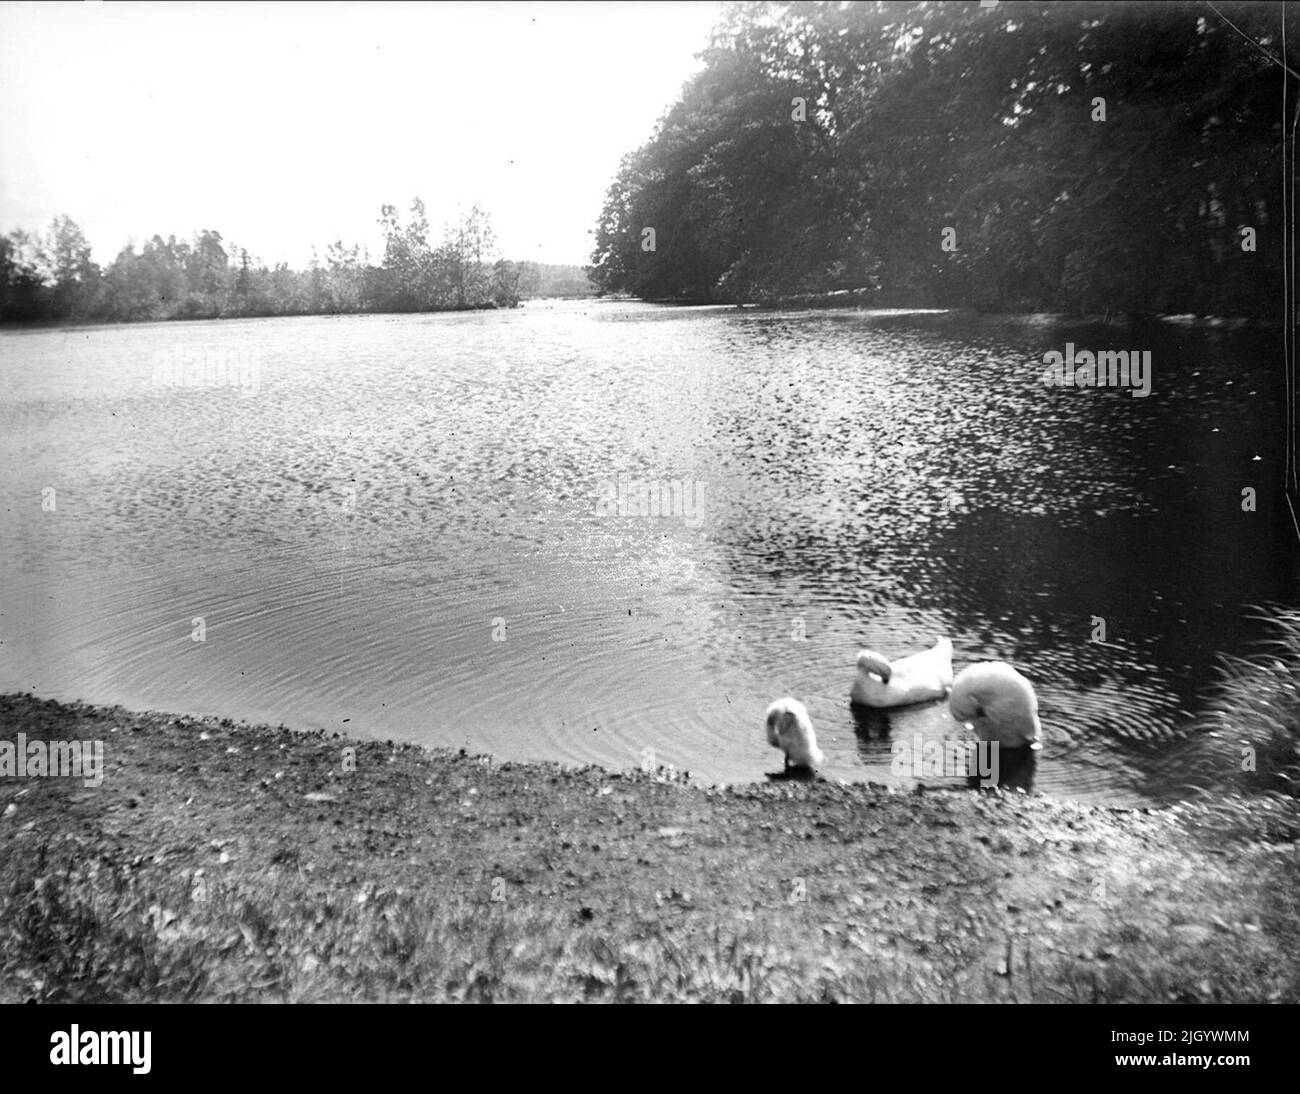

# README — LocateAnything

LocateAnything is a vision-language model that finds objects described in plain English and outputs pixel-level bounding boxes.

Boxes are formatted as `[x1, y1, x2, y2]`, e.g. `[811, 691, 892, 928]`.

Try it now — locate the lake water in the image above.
[1, 300, 1295, 804]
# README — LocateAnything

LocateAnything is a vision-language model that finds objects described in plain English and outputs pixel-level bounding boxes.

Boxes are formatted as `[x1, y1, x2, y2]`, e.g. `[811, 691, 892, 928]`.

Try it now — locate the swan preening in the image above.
[765, 697, 824, 773]
[948, 661, 1042, 750]
[762, 652, 1042, 787]
[850, 636, 954, 708]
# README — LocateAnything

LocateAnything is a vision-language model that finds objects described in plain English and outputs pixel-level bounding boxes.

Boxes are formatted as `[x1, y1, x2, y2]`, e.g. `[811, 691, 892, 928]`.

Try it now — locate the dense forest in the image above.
[0, 199, 594, 324]
[590, 1, 1292, 318]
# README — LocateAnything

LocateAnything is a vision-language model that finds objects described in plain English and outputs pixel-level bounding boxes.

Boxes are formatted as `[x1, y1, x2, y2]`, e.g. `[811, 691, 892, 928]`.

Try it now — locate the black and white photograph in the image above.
[0, 0, 1295, 1046]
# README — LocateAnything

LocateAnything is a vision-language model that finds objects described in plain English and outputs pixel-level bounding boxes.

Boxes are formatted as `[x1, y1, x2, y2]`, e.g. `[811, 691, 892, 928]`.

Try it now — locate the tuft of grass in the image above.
[0, 841, 213, 1002]
[1157, 607, 1300, 817]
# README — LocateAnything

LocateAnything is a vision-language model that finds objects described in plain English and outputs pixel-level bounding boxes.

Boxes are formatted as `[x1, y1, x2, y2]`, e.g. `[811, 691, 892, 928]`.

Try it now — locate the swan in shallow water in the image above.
[850, 636, 954, 708]
[765, 697, 824, 772]
[948, 661, 1042, 750]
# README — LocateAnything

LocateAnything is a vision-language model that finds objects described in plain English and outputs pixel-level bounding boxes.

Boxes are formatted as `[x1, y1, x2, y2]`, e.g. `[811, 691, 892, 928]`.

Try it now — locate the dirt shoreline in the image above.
[1, 692, 1296, 1002]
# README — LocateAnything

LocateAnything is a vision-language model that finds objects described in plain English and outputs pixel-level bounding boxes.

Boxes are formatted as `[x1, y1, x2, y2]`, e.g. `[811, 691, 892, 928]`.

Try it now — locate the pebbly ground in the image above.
[0, 691, 1296, 1002]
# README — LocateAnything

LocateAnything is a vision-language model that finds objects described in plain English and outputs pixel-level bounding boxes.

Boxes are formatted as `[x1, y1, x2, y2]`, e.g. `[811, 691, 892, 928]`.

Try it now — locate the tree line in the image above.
[0, 200, 594, 324]
[589, 1, 1289, 318]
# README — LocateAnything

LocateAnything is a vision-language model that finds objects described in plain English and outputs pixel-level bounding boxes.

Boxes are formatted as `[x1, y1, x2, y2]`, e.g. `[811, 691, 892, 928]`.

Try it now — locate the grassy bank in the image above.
[0, 692, 1296, 1003]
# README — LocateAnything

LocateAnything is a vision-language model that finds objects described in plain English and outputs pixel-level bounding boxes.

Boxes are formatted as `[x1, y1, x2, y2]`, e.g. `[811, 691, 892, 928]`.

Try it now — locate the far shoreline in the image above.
[0, 296, 1277, 332]
[0, 294, 602, 333]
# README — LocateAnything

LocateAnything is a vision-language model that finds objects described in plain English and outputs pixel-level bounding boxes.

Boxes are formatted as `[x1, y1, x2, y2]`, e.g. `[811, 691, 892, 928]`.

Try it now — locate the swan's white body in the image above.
[765, 697, 824, 770]
[850, 637, 954, 708]
[948, 662, 1042, 748]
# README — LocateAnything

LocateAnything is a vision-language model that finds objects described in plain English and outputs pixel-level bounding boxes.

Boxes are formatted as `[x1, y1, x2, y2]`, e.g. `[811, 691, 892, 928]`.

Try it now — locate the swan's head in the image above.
[948, 662, 1042, 748]
[856, 650, 892, 684]
[765, 697, 823, 767]
[766, 696, 811, 740]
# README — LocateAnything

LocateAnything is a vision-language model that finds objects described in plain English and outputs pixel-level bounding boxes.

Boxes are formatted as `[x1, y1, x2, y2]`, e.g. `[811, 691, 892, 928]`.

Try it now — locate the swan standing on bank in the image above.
[948, 661, 1042, 749]
[851, 636, 954, 708]
[765, 697, 824, 773]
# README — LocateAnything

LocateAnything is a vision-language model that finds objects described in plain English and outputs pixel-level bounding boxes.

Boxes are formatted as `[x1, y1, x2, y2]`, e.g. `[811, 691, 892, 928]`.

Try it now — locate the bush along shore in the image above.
[0, 690, 1296, 1004]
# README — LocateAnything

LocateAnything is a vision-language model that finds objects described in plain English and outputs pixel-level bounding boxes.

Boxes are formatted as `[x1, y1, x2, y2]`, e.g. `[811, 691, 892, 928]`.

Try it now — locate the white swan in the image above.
[948, 661, 1042, 749]
[765, 697, 824, 772]
[850, 636, 954, 708]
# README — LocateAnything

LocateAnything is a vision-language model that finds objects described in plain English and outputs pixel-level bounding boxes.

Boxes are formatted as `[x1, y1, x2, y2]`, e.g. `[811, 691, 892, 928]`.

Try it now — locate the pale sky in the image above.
[0, 0, 721, 268]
